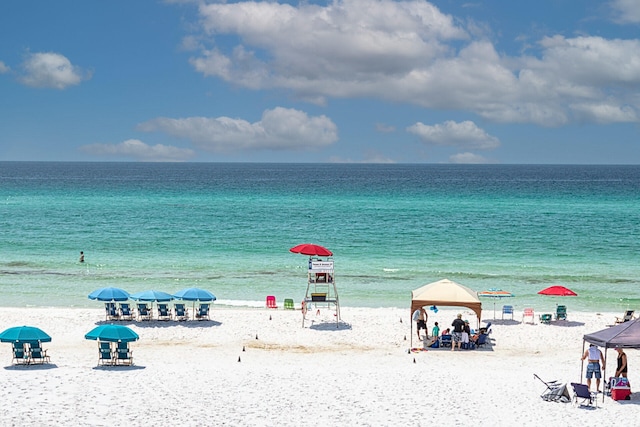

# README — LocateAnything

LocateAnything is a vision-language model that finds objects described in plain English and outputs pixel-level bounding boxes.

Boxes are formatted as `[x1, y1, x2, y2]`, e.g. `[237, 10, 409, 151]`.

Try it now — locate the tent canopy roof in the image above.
[584, 318, 640, 349]
[411, 278, 482, 320]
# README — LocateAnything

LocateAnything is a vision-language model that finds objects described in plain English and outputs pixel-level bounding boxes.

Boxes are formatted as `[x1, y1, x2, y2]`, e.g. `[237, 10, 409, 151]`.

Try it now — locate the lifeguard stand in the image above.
[303, 258, 340, 327]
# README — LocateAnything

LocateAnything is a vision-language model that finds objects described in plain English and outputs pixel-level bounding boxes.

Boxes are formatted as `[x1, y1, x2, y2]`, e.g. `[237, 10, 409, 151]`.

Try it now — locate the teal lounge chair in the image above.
[555, 305, 567, 321]
[12, 342, 28, 365]
[174, 303, 188, 321]
[157, 303, 171, 321]
[105, 302, 119, 321]
[195, 303, 210, 321]
[119, 303, 134, 321]
[98, 341, 114, 366]
[27, 341, 50, 364]
[540, 313, 552, 324]
[137, 303, 152, 321]
[115, 342, 133, 366]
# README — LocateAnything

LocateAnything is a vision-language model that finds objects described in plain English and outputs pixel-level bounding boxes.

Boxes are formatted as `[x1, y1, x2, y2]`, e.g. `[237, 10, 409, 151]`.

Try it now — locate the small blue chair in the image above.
[27, 341, 50, 364]
[105, 302, 119, 321]
[439, 334, 452, 348]
[476, 333, 488, 348]
[502, 305, 514, 320]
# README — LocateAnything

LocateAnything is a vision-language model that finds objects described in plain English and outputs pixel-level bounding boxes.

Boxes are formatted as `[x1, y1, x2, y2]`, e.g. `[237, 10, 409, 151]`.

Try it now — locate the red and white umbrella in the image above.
[289, 243, 333, 257]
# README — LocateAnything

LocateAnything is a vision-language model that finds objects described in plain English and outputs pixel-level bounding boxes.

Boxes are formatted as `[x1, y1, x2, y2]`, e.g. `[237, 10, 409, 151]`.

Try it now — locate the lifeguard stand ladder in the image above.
[303, 258, 340, 328]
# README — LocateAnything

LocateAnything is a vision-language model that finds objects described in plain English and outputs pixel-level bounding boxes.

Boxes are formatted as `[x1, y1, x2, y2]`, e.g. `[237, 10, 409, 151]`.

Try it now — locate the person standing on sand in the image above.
[412, 307, 428, 340]
[79, 251, 84, 263]
[451, 314, 465, 351]
[615, 347, 628, 378]
[582, 344, 605, 392]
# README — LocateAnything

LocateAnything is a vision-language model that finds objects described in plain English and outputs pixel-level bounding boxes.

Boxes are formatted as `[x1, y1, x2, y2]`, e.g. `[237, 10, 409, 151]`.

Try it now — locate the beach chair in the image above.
[284, 298, 295, 310]
[439, 334, 452, 348]
[539, 314, 552, 324]
[105, 302, 119, 321]
[534, 374, 562, 400]
[137, 303, 152, 321]
[115, 342, 133, 366]
[119, 303, 134, 321]
[195, 303, 210, 321]
[266, 295, 277, 309]
[27, 341, 50, 364]
[615, 310, 635, 324]
[555, 305, 567, 321]
[502, 305, 514, 320]
[480, 321, 492, 335]
[98, 341, 114, 366]
[475, 333, 488, 348]
[522, 308, 535, 324]
[174, 303, 188, 321]
[157, 303, 171, 321]
[570, 383, 597, 407]
[12, 342, 28, 365]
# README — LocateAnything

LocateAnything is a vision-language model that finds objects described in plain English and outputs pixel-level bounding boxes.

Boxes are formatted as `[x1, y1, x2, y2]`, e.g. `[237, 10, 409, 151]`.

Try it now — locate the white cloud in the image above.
[375, 123, 396, 133]
[0, 61, 9, 73]
[407, 120, 500, 150]
[138, 107, 338, 152]
[611, 0, 640, 24]
[19, 52, 90, 89]
[449, 152, 493, 164]
[80, 139, 195, 162]
[185, 0, 640, 126]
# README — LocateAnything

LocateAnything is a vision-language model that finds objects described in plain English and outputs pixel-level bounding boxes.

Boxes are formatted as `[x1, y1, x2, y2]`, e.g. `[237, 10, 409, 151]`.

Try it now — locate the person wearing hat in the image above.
[615, 347, 628, 378]
[451, 314, 465, 351]
[581, 344, 605, 392]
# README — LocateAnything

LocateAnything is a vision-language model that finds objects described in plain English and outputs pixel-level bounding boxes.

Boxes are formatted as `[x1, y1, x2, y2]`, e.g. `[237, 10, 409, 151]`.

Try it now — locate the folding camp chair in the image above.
[534, 374, 565, 401]
[570, 383, 597, 407]
[502, 305, 514, 320]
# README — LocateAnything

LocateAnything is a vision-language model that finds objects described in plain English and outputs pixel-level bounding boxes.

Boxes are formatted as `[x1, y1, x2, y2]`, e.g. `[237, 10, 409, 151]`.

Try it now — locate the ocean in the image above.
[1, 162, 639, 313]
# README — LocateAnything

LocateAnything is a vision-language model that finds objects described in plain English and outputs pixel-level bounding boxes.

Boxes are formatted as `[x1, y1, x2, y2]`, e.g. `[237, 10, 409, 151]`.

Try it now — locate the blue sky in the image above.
[1, 0, 639, 163]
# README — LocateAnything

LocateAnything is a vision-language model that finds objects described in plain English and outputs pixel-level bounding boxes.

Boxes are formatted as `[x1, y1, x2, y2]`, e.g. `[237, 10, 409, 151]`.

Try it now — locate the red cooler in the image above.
[610, 377, 631, 401]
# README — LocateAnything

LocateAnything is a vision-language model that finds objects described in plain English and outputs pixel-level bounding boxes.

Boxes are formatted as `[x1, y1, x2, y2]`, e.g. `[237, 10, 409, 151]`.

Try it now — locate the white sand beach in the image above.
[1, 306, 639, 426]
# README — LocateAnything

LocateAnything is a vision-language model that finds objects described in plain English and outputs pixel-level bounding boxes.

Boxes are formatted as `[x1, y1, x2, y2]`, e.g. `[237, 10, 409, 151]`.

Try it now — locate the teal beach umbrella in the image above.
[85, 324, 139, 343]
[88, 287, 130, 302]
[172, 288, 216, 302]
[0, 326, 52, 343]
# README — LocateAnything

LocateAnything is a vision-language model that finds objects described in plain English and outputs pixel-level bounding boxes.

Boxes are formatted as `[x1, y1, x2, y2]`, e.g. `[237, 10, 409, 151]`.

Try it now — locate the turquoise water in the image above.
[1, 162, 639, 311]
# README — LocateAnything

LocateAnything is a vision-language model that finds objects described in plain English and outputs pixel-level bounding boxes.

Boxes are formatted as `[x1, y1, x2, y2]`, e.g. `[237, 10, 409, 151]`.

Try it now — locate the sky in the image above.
[1, 0, 639, 164]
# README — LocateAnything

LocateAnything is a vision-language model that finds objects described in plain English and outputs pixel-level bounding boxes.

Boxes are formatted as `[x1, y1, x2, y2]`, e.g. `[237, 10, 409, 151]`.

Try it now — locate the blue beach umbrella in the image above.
[130, 290, 174, 302]
[172, 288, 217, 302]
[0, 326, 52, 343]
[88, 287, 130, 302]
[85, 324, 139, 343]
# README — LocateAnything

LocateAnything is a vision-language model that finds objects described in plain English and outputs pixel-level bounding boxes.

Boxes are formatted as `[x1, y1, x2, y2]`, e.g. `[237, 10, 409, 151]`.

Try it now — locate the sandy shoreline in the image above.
[1, 306, 639, 426]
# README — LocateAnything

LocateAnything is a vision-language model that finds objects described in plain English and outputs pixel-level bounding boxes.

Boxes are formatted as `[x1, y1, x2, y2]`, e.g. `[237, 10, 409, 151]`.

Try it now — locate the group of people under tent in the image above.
[412, 308, 483, 350]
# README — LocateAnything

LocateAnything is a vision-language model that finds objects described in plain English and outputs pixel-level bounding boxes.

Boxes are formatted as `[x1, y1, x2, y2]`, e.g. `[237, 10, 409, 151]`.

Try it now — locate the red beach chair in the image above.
[266, 295, 277, 309]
